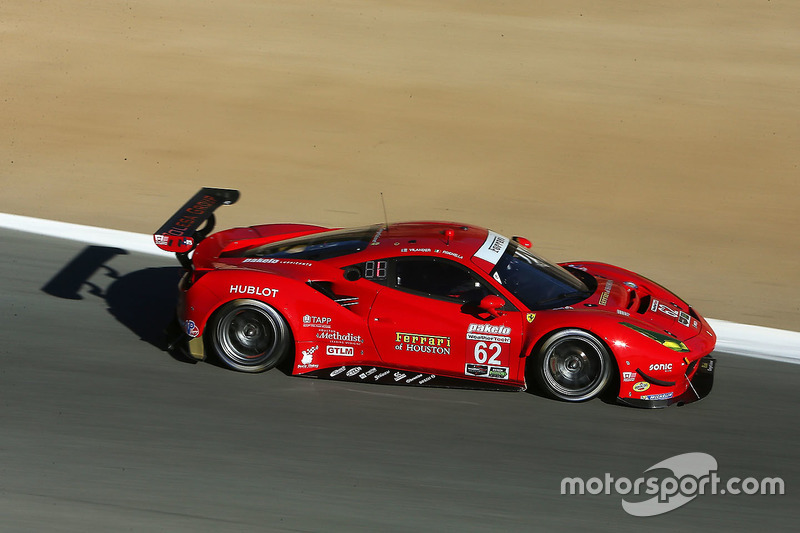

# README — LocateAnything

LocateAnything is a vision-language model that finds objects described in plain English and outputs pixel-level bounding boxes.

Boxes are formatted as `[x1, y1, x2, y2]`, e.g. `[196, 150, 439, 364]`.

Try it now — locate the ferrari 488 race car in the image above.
[154, 188, 716, 408]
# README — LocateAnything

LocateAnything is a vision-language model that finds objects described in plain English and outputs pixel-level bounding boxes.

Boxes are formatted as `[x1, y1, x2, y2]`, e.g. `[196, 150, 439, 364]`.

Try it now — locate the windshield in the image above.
[233, 224, 381, 261]
[491, 243, 592, 310]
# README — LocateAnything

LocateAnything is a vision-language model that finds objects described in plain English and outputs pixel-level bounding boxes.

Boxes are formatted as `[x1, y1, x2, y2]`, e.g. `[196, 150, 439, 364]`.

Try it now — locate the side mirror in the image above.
[513, 236, 532, 249]
[478, 295, 506, 318]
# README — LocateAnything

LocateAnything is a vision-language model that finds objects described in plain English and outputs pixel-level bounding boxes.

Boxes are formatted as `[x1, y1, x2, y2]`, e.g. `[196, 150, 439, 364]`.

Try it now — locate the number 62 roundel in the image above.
[465, 324, 512, 380]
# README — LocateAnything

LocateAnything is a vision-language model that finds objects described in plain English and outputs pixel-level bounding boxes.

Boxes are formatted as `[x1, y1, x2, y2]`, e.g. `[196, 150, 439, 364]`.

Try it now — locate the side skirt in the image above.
[301, 365, 524, 392]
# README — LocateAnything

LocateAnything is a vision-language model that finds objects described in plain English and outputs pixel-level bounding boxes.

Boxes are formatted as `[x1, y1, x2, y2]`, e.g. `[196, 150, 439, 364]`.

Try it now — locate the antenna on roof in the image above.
[380, 192, 390, 231]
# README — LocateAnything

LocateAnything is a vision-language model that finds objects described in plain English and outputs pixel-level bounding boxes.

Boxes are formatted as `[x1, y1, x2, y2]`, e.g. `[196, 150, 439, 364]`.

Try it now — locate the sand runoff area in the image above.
[3, 1, 798, 331]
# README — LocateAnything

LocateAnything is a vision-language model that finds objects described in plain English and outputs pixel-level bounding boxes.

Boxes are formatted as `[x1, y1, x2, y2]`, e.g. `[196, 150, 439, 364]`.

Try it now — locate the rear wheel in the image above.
[533, 329, 612, 402]
[209, 300, 291, 372]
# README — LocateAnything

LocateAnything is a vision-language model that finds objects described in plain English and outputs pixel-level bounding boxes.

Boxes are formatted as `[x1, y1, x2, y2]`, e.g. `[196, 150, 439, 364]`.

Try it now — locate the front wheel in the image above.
[209, 300, 291, 372]
[532, 329, 613, 402]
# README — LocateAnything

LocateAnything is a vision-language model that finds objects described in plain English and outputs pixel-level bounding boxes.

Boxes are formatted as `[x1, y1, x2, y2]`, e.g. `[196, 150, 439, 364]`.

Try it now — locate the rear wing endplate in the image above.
[154, 188, 239, 266]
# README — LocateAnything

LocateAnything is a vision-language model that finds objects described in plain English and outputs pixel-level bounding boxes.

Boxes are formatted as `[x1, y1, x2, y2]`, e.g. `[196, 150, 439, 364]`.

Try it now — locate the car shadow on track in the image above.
[41, 245, 296, 374]
[41, 245, 192, 364]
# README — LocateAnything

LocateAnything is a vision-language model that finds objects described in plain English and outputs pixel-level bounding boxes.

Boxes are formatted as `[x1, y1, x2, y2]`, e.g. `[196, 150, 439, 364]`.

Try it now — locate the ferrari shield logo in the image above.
[526, 313, 536, 323]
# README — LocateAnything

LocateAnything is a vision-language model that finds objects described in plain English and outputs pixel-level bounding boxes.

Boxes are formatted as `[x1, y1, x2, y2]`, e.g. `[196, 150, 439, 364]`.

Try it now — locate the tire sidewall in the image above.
[208, 299, 292, 373]
[532, 328, 613, 402]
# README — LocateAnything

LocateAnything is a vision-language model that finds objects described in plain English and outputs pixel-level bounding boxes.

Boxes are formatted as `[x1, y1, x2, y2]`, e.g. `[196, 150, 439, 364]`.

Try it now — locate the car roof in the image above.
[351, 221, 492, 263]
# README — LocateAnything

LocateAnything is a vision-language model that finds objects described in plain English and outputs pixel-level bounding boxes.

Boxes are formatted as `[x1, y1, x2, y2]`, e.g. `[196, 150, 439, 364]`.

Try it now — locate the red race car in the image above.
[155, 188, 716, 408]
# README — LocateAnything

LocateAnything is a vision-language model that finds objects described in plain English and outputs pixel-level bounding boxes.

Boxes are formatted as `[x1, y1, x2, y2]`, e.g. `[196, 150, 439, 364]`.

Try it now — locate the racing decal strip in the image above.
[302, 365, 523, 392]
[473, 230, 509, 265]
[1, 213, 799, 365]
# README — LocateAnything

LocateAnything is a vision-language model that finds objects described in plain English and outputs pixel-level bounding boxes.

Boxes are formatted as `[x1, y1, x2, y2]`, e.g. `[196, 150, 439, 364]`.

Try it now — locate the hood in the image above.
[568, 263, 704, 341]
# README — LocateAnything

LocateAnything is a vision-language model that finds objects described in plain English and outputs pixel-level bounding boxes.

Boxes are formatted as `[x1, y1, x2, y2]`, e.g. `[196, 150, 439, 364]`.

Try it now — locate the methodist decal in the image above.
[395, 332, 451, 355]
[316, 330, 364, 345]
[473, 230, 509, 265]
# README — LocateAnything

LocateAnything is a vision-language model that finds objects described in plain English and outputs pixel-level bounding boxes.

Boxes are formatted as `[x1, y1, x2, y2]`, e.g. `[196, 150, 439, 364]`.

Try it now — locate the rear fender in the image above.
[183, 269, 379, 368]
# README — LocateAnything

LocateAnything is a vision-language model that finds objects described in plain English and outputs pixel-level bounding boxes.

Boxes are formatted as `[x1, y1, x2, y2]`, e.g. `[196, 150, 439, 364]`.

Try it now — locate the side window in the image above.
[394, 258, 491, 302]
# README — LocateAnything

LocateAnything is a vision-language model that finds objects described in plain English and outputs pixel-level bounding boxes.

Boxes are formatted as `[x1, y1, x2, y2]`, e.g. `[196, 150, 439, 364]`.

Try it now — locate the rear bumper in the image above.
[617, 355, 716, 408]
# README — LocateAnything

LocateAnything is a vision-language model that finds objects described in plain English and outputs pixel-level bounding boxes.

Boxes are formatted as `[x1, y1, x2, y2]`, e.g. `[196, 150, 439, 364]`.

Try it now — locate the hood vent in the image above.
[636, 294, 652, 314]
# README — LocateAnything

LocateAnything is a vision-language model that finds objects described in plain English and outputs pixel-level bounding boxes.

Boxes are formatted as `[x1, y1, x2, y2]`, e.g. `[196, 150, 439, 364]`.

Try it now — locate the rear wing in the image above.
[154, 187, 239, 268]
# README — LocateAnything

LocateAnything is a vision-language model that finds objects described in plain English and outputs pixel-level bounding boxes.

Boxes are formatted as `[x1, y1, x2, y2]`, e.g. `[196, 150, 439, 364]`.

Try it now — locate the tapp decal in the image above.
[229, 285, 279, 297]
[395, 332, 451, 355]
[303, 315, 332, 328]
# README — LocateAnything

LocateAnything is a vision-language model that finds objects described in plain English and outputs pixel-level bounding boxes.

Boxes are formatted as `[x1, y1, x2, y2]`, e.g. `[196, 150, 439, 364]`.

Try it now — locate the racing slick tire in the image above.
[209, 299, 292, 373]
[532, 329, 613, 402]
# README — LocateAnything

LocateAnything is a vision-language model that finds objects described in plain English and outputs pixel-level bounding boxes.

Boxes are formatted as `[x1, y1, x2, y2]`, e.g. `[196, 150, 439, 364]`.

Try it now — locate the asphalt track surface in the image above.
[1, 228, 798, 532]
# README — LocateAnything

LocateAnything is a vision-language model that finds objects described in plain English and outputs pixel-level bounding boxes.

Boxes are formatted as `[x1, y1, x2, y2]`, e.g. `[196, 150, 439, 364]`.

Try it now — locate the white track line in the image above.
[2, 212, 799, 364]
[0, 213, 172, 257]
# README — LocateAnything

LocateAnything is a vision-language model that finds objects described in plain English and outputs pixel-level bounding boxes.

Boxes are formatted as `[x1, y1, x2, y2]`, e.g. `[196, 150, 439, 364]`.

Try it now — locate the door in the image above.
[367, 257, 525, 384]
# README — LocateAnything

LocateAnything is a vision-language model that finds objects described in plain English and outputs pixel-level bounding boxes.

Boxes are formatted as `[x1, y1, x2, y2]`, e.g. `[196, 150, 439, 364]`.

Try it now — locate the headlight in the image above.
[620, 322, 689, 353]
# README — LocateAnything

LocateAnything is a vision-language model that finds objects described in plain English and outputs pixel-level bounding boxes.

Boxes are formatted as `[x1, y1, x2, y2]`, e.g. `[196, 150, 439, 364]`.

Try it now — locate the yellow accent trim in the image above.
[188, 336, 206, 360]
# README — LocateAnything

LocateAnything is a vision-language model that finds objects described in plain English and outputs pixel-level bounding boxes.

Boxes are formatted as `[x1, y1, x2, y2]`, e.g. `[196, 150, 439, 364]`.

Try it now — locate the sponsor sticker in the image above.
[302, 315, 332, 328]
[297, 345, 319, 369]
[467, 333, 511, 344]
[326, 345, 354, 357]
[185, 320, 200, 338]
[468, 323, 511, 335]
[359, 368, 378, 380]
[229, 285, 278, 297]
[633, 381, 650, 392]
[467, 323, 512, 345]
[242, 258, 313, 267]
[599, 280, 613, 306]
[466, 363, 489, 376]
[641, 392, 674, 400]
[488, 366, 509, 380]
[623, 371, 636, 382]
[316, 330, 364, 345]
[649, 363, 673, 372]
[395, 332, 451, 355]
[474, 230, 509, 265]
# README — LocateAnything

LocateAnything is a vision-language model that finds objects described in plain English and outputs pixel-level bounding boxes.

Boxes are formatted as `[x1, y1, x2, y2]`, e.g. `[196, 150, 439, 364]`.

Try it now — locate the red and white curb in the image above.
[2, 212, 799, 364]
